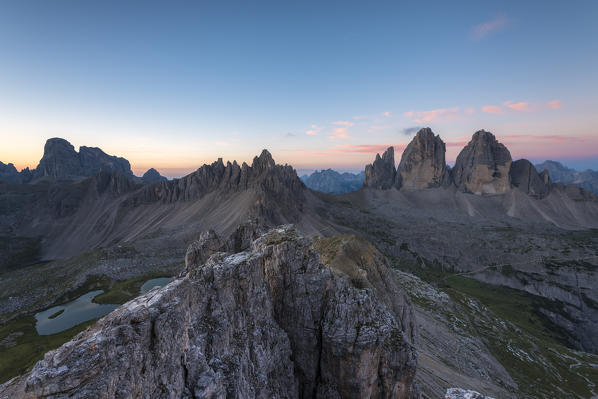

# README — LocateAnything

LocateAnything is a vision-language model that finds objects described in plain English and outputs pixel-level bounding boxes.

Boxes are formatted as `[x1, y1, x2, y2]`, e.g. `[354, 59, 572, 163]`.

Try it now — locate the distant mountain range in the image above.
[0, 138, 167, 184]
[535, 160, 598, 194]
[300, 169, 364, 193]
[2, 129, 598, 398]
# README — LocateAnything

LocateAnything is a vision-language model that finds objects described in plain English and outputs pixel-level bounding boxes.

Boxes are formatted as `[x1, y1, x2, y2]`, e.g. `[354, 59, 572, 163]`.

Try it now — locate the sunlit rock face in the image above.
[396, 128, 451, 190]
[453, 130, 512, 195]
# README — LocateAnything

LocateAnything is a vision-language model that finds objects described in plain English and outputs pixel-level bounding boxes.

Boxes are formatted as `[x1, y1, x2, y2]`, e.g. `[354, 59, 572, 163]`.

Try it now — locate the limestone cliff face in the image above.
[510, 159, 552, 199]
[364, 147, 396, 189]
[2, 226, 418, 398]
[396, 128, 451, 190]
[453, 130, 512, 195]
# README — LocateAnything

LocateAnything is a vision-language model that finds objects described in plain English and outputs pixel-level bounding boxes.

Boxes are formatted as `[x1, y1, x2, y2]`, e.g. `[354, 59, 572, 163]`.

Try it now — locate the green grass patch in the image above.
[93, 271, 172, 305]
[443, 274, 571, 346]
[0, 315, 96, 384]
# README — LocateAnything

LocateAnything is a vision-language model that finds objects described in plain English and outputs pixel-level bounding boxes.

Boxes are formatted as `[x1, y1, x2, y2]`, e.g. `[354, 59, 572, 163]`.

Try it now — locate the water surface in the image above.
[139, 277, 172, 294]
[35, 290, 118, 335]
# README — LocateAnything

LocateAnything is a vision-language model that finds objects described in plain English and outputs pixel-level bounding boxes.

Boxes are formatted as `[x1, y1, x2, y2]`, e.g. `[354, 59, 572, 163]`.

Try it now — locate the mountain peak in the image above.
[252, 149, 275, 170]
[364, 147, 396, 189]
[33, 137, 133, 181]
[397, 127, 450, 189]
[453, 130, 512, 195]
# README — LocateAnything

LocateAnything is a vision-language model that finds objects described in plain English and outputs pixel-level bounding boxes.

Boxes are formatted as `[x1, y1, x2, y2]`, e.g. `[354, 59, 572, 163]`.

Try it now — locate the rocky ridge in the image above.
[536, 160, 598, 194]
[0, 225, 418, 398]
[363, 128, 595, 201]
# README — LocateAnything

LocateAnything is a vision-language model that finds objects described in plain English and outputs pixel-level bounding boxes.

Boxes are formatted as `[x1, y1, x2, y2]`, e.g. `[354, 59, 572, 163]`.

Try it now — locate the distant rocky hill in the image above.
[0, 138, 167, 184]
[33, 138, 134, 181]
[141, 167, 167, 183]
[536, 160, 598, 194]
[301, 169, 364, 193]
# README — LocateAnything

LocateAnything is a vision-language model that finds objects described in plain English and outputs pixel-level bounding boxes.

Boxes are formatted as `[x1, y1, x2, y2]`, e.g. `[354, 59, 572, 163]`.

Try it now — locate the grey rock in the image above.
[453, 130, 512, 195]
[364, 147, 396, 189]
[396, 128, 451, 189]
[141, 168, 167, 183]
[509, 159, 551, 198]
[33, 138, 133, 181]
[445, 388, 495, 399]
[0, 162, 21, 184]
[301, 169, 364, 193]
[2, 226, 417, 398]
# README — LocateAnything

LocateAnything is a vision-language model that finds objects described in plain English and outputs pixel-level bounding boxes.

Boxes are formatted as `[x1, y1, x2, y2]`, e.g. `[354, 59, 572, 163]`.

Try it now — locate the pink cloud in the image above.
[500, 134, 583, 143]
[329, 127, 349, 140]
[464, 107, 475, 114]
[471, 14, 509, 40]
[332, 120, 355, 127]
[547, 100, 561, 109]
[405, 107, 460, 123]
[305, 124, 321, 135]
[504, 101, 529, 111]
[481, 105, 503, 114]
[381, 111, 391, 117]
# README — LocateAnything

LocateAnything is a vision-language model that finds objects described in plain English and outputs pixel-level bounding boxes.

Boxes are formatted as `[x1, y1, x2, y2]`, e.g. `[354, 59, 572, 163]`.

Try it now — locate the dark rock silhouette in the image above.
[364, 147, 396, 189]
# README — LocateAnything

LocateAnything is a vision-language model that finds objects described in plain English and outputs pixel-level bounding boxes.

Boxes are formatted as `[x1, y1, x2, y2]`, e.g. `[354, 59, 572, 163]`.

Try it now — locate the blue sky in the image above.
[1, 0, 597, 176]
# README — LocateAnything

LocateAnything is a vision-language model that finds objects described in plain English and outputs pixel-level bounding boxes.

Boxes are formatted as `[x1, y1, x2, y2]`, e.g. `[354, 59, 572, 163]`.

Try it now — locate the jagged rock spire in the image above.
[363, 146, 396, 189]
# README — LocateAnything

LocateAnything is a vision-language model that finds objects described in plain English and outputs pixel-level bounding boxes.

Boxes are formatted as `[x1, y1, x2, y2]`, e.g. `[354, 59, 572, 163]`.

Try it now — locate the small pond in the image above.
[139, 277, 172, 295]
[35, 290, 118, 335]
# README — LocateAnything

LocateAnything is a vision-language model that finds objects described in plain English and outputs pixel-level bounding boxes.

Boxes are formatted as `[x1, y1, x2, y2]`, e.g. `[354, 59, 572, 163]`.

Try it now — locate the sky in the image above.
[1, 0, 597, 177]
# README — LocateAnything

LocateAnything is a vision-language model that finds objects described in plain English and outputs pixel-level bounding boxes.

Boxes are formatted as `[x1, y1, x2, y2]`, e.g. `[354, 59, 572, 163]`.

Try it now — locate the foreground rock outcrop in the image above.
[1, 226, 417, 398]
[396, 128, 451, 189]
[453, 130, 512, 195]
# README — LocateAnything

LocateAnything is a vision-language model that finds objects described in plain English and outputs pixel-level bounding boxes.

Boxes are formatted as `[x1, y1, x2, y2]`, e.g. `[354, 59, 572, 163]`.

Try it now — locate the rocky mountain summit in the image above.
[396, 127, 451, 189]
[33, 138, 134, 181]
[364, 146, 396, 189]
[452, 130, 512, 195]
[0, 225, 417, 398]
[301, 169, 364, 193]
[141, 167, 167, 183]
